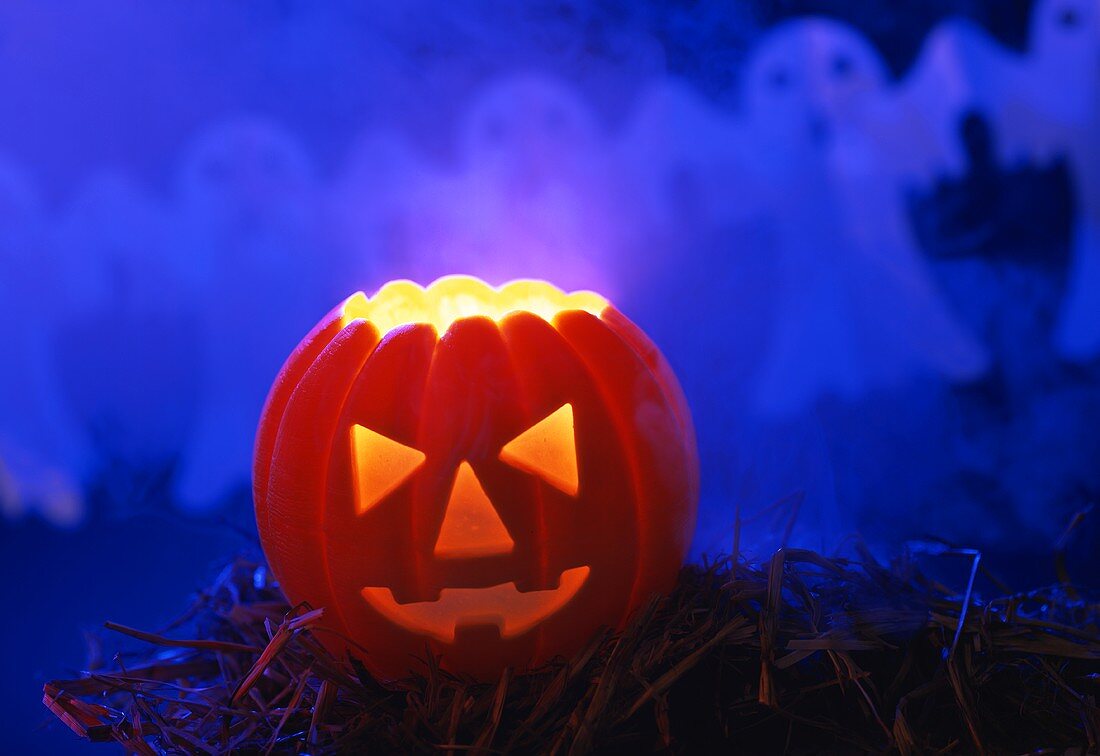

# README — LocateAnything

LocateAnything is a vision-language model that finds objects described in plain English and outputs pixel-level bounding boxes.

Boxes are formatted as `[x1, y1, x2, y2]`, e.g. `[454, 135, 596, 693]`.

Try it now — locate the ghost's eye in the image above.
[1058, 6, 1080, 27]
[768, 67, 791, 90]
[832, 53, 853, 78]
[499, 404, 579, 496]
[350, 425, 425, 515]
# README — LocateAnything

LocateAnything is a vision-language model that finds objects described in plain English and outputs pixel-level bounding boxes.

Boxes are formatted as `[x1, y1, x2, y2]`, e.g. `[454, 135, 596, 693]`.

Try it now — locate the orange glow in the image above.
[339, 275, 608, 335]
[499, 403, 579, 496]
[361, 566, 590, 642]
[350, 425, 426, 515]
[434, 461, 515, 559]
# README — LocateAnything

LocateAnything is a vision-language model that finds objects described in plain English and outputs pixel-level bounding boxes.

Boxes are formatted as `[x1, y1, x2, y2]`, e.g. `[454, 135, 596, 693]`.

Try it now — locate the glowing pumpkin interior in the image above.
[342, 277, 608, 643]
[339, 275, 608, 335]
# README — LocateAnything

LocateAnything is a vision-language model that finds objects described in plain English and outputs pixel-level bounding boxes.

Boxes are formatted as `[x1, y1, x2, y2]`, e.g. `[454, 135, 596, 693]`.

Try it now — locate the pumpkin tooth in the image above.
[510, 576, 545, 594]
[453, 618, 505, 643]
[388, 585, 440, 606]
[508, 581, 539, 598]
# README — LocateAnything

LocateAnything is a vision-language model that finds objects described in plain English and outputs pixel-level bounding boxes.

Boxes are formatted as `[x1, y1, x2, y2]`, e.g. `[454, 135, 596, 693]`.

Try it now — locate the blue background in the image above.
[0, 1, 1096, 751]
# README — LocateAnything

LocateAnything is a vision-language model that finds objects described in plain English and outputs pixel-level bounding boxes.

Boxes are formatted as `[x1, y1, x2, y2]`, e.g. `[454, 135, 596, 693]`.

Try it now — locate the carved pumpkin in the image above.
[254, 276, 698, 679]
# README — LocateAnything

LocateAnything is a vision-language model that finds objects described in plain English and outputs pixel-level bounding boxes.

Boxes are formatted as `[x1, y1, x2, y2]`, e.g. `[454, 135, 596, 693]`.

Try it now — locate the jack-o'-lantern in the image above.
[254, 276, 698, 679]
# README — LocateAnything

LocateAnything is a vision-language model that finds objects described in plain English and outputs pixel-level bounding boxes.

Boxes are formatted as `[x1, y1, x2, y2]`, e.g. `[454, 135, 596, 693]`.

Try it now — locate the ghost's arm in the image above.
[329, 131, 454, 278]
[332, 131, 438, 223]
[615, 79, 767, 233]
[861, 19, 1023, 186]
[994, 91, 1079, 167]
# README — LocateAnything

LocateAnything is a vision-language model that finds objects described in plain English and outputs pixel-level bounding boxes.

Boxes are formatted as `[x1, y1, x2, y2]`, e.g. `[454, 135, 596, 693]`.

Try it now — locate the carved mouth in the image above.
[361, 566, 590, 643]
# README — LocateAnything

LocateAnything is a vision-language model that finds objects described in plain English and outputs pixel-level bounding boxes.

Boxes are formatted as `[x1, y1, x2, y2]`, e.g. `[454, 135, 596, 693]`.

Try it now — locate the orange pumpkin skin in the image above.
[254, 277, 699, 680]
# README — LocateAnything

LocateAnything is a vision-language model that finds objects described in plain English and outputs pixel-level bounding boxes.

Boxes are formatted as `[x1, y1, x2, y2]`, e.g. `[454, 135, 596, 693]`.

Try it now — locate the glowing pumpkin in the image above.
[254, 276, 698, 679]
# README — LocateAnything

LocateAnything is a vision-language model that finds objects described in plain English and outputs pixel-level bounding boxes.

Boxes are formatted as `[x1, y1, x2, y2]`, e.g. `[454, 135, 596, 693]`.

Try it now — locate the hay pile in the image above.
[44, 544, 1099, 754]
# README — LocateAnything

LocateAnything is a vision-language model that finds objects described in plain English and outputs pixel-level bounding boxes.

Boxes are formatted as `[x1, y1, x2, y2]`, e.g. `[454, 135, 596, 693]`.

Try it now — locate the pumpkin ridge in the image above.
[269, 319, 380, 650]
[602, 310, 696, 454]
[554, 310, 697, 612]
[503, 309, 641, 647]
[254, 296, 358, 541]
[408, 325, 446, 604]
[602, 307, 701, 508]
[498, 314, 556, 662]
[315, 325, 389, 657]
[551, 312, 655, 618]
[330, 322, 438, 669]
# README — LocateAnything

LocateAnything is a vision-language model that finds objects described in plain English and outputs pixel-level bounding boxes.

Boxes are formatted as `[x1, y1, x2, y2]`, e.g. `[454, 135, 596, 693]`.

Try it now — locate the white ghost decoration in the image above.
[174, 116, 331, 310]
[174, 117, 330, 510]
[176, 116, 320, 259]
[998, 0, 1100, 161]
[616, 78, 760, 246]
[617, 71, 850, 558]
[614, 22, 990, 556]
[329, 129, 438, 291]
[0, 157, 86, 527]
[740, 18, 989, 416]
[856, 18, 1015, 185]
[51, 172, 199, 474]
[742, 18, 889, 164]
[401, 73, 625, 295]
[1000, 0, 1100, 360]
[919, 4, 1100, 360]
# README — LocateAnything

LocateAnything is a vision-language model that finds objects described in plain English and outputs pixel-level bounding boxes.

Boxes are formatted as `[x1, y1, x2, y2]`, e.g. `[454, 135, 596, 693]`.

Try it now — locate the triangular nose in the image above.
[433, 461, 515, 559]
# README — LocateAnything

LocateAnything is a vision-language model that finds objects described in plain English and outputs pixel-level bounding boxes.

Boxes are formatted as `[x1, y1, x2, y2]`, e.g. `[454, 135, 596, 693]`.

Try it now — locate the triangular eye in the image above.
[350, 424, 426, 515]
[499, 403, 579, 496]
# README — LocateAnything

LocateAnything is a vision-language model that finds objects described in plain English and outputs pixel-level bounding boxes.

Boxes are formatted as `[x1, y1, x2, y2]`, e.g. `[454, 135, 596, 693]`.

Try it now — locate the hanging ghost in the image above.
[916, 5, 1100, 361]
[175, 116, 320, 264]
[996, 0, 1100, 163]
[855, 18, 1016, 185]
[400, 73, 625, 296]
[329, 129, 437, 292]
[617, 19, 992, 556]
[615, 78, 760, 252]
[903, 9, 1100, 543]
[998, 0, 1100, 360]
[51, 171, 200, 491]
[174, 117, 330, 510]
[615, 78, 763, 554]
[0, 157, 86, 527]
[615, 74, 843, 559]
[740, 17, 989, 417]
[735, 19, 992, 556]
